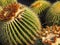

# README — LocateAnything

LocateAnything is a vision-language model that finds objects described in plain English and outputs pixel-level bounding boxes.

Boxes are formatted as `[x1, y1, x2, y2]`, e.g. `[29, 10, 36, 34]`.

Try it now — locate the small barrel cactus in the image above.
[30, 1, 51, 27]
[46, 1, 60, 26]
[30, 1, 51, 14]
[0, 1, 41, 45]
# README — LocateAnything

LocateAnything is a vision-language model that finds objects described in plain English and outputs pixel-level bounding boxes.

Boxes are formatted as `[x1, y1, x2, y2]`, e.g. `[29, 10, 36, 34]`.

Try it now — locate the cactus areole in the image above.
[0, 2, 23, 21]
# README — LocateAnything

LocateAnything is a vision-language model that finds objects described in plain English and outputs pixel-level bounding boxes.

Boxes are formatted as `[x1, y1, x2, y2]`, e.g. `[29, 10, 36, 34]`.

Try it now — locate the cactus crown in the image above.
[0, 3, 25, 22]
[0, 0, 18, 21]
[31, 1, 51, 14]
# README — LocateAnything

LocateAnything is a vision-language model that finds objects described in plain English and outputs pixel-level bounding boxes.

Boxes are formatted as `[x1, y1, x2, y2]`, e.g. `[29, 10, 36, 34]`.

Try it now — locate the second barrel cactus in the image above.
[46, 1, 60, 26]
[30, 1, 51, 14]
[30, 1, 51, 27]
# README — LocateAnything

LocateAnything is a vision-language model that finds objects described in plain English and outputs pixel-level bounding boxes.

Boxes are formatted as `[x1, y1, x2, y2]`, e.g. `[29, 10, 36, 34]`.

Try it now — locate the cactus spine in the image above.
[41, 25, 60, 45]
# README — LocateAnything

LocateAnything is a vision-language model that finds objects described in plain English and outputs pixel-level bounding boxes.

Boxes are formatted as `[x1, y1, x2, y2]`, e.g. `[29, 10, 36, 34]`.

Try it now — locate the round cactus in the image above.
[46, 1, 60, 26]
[0, 2, 42, 45]
[30, 1, 51, 27]
[30, 1, 51, 14]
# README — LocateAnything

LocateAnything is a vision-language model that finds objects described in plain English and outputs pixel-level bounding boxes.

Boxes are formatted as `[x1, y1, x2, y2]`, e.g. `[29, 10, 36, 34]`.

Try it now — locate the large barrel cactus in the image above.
[30, 1, 51, 27]
[0, 0, 42, 45]
[46, 1, 60, 26]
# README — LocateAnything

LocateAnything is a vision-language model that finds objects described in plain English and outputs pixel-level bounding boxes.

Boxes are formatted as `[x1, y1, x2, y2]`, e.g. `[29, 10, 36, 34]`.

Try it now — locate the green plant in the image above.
[30, 1, 51, 27]
[0, 1, 41, 45]
[0, 0, 17, 7]
[46, 1, 60, 26]
[30, 1, 51, 15]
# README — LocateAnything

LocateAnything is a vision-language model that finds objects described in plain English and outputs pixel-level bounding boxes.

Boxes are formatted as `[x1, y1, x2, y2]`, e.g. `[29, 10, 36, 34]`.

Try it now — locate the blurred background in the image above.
[17, 0, 57, 6]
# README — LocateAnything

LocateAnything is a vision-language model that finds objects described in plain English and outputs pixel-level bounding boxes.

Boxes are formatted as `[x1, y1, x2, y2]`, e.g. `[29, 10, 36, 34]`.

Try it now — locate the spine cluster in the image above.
[41, 25, 60, 45]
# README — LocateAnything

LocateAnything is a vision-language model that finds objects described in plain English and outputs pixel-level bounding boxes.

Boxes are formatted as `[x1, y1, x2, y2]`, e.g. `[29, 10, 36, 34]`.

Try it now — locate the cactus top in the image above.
[30, 1, 51, 14]
[48, 1, 60, 16]
[0, 2, 25, 21]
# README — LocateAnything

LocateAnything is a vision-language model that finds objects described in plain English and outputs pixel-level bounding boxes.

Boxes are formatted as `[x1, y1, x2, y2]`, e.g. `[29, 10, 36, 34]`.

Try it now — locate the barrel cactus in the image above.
[30, 1, 51, 27]
[30, 1, 51, 14]
[46, 1, 60, 26]
[0, 0, 42, 45]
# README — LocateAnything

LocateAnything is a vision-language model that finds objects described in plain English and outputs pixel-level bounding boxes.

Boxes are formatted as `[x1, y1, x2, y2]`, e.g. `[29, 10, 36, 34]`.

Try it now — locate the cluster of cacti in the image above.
[30, 0, 60, 45]
[0, 0, 60, 45]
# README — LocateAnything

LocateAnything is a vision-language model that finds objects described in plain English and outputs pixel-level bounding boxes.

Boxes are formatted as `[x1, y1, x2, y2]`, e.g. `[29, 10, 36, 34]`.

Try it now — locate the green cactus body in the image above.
[30, 1, 51, 15]
[0, 0, 17, 7]
[0, 2, 41, 45]
[30, 1, 51, 27]
[46, 1, 60, 26]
